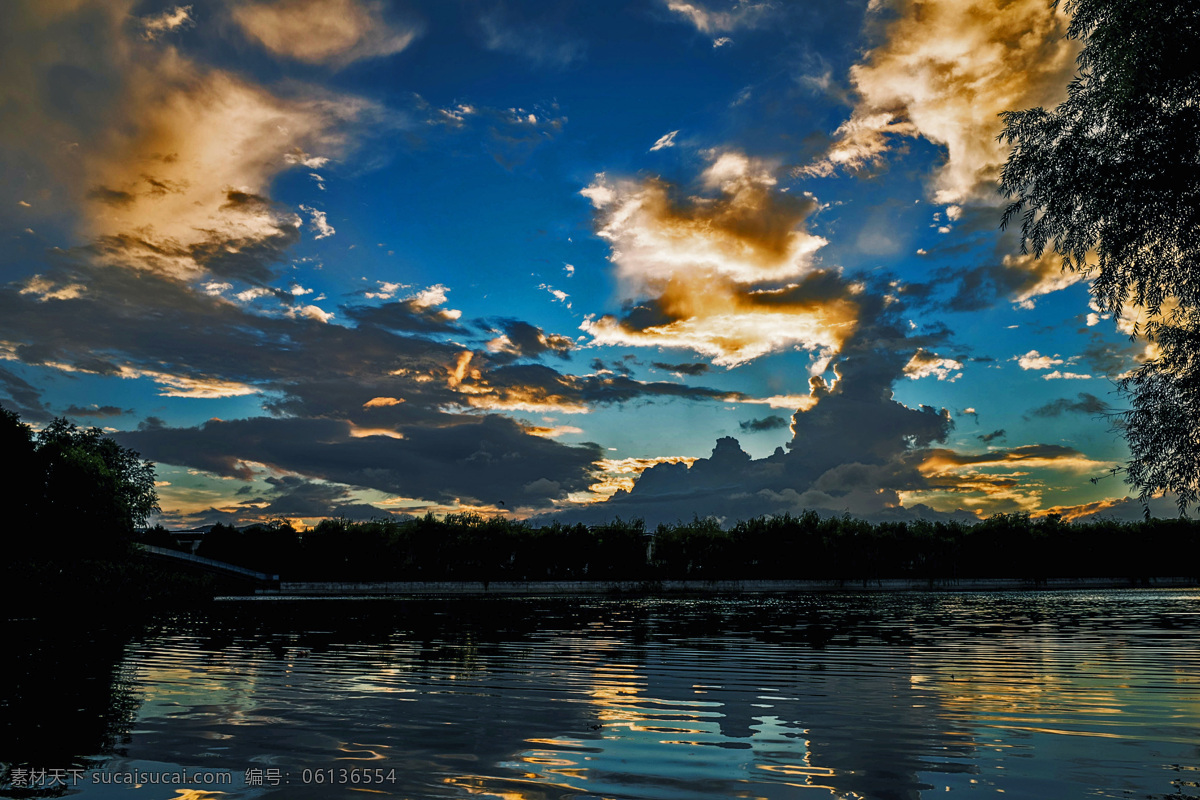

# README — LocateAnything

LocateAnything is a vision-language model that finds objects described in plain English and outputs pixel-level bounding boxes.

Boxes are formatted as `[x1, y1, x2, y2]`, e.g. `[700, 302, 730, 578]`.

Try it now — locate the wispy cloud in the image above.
[478, 7, 584, 67]
[649, 130, 679, 151]
[141, 5, 194, 41]
[665, 0, 773, 34]
[232, 0, 421, 66]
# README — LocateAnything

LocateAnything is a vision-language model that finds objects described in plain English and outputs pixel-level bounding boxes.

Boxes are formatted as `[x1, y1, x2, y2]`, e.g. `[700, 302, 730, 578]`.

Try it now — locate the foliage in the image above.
[195, 511, 1199, 584]
[998, 0, 1200, 511]
[1, 405, 159, 557]
[1118, 311, 1200, 510]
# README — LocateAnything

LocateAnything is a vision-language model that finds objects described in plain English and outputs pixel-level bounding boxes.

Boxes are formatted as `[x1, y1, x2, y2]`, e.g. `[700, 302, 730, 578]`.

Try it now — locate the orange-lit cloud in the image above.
[580, 455, 700, 502]
[363, 396, 404, 408]
[806, 0, 1077, 204]
[581, 279, 859, 367]
[83, 70, 366, 277]
[232, 0, 420, 66]
[581, 153, 859, 365]
[921, 445, 1116, 475]
[1005, 252, 1086, 307]
[583, 152, 826, 288]
[0, 1, 371, 287]
[903, 348, 962, 381]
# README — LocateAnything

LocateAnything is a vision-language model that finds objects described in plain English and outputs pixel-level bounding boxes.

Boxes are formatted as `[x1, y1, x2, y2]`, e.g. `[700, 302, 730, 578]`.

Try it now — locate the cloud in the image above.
[256, 476, 396, 520]
[549, 295, 969, 524]
[804, 0, 1077, 204]
[903, 348, 962, 381]
[141, 5, 194, 40]
[1042, 370, 1092, 380]
[300, 204, 335, 239]
[1, 237, 763, 513]
[1016, 350, 1063, 370]
[1041, 494, 1184, 523]
[486, 319, 576, 362]
[81, 78, 365, 280]
[580, 153, 859, 365]
[650, 130, 679, 151]
[64, 404, 133, 418]
[936, 251, 1086, 312]
[651, 361, 710, 376]
[343, 285, 465, 333]
[582, 153, 827, 286]
[232, 0, 420, 66]
[117, 414, 602, 507]
[1025, 393, 1110, 419]
[664, 0, 773, 33]
[739, 415, 788, 432]
[0, 366, 50, 422]
[415, 99, 570, 169]
[920, 444, 1114, 474]
[478, 6, 584, 67]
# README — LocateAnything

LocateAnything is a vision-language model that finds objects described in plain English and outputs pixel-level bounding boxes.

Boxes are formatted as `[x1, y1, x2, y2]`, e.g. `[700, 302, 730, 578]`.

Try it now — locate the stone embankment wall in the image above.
[232, 576, 1199, 599]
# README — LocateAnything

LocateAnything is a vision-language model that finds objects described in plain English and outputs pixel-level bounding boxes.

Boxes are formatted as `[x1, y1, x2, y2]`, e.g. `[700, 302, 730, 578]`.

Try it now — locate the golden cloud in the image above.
[921, 445, 1116, 475]
[1, 1, 371, 284]
[232, 0, 420, 66]
[807, 0, 1077, 204]
[581, 455, 700, 502]
[363, 396, 404, 407]
[84, 71, 365, 272]
[581, 152, 859, 365]
[583, 153, 827, 288]
[1005, 252, 1086, 307]
[582, 279, 858, 366]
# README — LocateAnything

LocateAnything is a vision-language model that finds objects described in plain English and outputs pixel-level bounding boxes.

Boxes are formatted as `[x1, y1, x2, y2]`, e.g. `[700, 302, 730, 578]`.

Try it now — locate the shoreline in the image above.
[218, 575, 1200, 600]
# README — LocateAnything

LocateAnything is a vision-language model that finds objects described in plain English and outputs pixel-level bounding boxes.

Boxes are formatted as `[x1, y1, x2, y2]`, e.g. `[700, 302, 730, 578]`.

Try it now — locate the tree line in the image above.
[2, 406, 158, 561]
[147, 511, 1199, 584]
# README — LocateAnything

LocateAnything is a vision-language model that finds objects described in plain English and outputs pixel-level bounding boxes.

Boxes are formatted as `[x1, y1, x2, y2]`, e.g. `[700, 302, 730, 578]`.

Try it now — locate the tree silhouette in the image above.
[1, 406, 160, 557]
[998, 0, 1200, 512]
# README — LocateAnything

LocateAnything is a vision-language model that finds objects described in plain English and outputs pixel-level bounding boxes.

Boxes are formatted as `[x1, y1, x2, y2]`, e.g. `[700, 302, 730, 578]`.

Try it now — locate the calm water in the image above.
[4, 590, 1199, 799]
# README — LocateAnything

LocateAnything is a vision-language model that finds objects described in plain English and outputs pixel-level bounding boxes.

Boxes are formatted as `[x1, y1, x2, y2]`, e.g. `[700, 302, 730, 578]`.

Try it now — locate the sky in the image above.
[0, 0, 1176, 529]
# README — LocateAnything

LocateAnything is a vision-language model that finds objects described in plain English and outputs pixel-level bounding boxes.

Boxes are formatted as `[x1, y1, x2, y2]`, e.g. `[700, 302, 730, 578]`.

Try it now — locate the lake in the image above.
[4, 590, 1199, 799]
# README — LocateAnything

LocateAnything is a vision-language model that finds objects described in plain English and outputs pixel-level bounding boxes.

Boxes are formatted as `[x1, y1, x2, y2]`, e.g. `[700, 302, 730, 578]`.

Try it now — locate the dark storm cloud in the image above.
[343, 297, 467, 333]
[544, 291, 962, 525]
[473, 363, 744, 409]
[651, 361, 710, 376]
[486, 318, 575, 361]
[739, 415, 789, 432]
[64, 404, 133, 418]
[1025, 393, 1111, 419]
[589, 357, 634, 376]
[258, 476, 396, 520]
[87, 185, 135, 206]
[88, 227, 299, 288]
[116, 414, 603, 506]
[3, 254, 749, 509]
[0, 366, 50, 421]
[977, 429, 1005, 443]
[1076, 332, 1143, 377]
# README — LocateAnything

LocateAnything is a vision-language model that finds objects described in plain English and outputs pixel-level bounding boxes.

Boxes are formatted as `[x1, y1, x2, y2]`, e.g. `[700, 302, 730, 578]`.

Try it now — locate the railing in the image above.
[135, 544, 279, 582]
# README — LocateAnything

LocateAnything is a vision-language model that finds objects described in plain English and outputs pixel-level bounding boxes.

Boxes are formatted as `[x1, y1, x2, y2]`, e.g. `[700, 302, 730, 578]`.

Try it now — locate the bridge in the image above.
[136, 543, 279, 587]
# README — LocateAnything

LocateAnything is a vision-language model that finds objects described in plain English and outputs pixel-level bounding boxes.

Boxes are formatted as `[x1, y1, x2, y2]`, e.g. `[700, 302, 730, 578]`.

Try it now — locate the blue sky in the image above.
[0, 0, 1168, 527]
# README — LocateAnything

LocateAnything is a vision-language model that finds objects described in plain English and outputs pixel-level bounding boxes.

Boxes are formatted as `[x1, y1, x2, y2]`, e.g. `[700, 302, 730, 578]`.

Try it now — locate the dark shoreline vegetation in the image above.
[151, 511, 1199, 586]
[3, 406, 1198, 611]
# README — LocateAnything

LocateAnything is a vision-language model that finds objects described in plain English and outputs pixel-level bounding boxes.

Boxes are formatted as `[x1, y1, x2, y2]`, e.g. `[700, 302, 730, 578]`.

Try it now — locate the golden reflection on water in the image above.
[14, 593, 1196, 800]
